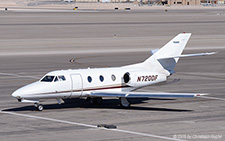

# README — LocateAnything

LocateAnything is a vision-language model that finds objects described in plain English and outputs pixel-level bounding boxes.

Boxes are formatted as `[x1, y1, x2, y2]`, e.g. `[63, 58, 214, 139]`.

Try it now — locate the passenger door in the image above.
[70, 74, 83, 98]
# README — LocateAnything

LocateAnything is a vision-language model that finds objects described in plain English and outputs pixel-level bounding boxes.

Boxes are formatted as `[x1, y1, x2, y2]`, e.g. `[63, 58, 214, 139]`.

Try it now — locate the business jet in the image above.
[12, 33, 216, 111]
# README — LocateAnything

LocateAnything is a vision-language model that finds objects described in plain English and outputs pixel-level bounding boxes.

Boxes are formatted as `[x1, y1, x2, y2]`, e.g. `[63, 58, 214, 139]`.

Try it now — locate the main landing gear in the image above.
[33, 97, 130, 111]
[87, 97, 131, 108]
[34, 103, 43, 111]
[87, 97, 103, 105]
[119, 97, 131, 108]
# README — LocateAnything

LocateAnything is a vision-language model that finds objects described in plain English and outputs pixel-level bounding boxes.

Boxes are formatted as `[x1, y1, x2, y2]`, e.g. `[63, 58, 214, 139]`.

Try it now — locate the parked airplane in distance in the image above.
[12, 33, 216, 111]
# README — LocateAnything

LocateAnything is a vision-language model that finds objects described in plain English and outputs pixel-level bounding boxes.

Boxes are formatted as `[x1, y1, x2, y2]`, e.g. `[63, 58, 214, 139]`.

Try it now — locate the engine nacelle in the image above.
[123, 71, 167, 87]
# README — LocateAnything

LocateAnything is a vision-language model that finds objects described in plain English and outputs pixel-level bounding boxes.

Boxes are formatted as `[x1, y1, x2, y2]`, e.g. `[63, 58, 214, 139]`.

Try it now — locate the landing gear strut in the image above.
[119, 97, 131, 108]
[34, 103, 43, 111]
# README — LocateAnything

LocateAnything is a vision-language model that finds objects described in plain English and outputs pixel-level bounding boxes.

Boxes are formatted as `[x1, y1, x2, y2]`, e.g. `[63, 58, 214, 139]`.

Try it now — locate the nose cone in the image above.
[12, 85, 29, 99]
[12, 89, 21, 98]
[12, 82, 40, 99]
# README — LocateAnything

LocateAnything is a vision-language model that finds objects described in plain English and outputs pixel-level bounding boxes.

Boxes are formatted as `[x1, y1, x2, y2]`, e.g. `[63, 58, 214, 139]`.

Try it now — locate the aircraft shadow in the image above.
[4, 98, 192, 112]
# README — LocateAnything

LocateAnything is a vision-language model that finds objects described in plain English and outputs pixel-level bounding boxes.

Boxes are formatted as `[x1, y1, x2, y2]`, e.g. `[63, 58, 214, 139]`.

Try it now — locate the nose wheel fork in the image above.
[34, 103, 43, 111]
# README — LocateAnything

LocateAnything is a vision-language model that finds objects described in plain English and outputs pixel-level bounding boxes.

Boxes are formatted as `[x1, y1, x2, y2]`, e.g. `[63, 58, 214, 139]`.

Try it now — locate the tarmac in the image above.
[0, 6, 225, 141]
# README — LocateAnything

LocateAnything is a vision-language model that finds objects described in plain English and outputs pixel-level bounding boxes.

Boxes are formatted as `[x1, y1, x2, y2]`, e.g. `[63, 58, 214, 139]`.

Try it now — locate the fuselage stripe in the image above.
[27, 84, 131, 96]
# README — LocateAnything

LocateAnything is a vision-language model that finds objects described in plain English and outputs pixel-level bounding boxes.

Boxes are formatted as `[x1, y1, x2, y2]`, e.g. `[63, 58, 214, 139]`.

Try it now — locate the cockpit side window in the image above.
[41, 75, 55, 82]
[54, 76, 59, 82]
[58, 75, 66, 81]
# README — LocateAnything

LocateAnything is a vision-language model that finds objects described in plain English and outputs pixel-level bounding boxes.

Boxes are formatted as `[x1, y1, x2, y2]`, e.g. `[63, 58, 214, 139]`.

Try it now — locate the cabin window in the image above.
[99, 75, 104, 82]
[58, 75, 66, 81]
[111, 74, 116, 81]
[41, 75, 55, 82]
[87, 76, 92, 83]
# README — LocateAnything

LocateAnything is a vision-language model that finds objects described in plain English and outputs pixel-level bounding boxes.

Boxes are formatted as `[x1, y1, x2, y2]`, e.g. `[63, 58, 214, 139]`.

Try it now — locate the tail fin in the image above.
[150, 33, 191, 62]
[142, 33, 192, 75]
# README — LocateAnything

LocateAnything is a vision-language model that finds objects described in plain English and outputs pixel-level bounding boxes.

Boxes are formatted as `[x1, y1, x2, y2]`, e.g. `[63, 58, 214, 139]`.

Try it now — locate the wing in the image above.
[90, 91, 207, 98]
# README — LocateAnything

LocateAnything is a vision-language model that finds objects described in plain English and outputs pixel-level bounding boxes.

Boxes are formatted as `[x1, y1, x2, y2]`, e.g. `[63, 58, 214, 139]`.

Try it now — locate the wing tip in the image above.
[195, 93, 208, 97]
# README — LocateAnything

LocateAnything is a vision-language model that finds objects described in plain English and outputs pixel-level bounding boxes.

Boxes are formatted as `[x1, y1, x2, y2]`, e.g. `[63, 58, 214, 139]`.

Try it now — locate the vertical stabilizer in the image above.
[142, 33, 192, 75]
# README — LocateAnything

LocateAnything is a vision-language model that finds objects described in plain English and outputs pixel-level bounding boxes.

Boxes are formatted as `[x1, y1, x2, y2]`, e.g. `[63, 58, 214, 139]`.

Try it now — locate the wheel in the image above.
[34, 103, 43, 111]
[119, 97, 131, 108]
[91, 97, 103, 105]
[86, 97, 91, 102]
[37, 104, 43, 111]
[95, 97, 103, 105]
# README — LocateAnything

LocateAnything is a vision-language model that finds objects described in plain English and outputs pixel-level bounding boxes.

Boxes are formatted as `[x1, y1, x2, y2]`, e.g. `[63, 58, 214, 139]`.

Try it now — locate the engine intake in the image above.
[123, 72, 130, 83]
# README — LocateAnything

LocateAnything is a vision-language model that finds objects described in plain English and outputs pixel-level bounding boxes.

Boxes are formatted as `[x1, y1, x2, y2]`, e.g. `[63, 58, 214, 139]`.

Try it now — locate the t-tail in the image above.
[137, 33, 216, 76]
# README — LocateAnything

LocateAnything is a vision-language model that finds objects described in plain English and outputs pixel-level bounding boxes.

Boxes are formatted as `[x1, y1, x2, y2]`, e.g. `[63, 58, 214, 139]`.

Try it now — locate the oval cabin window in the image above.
[99, 75, 104, 82]
[87, 76, 92, 83]
[111, 74, 116, 81]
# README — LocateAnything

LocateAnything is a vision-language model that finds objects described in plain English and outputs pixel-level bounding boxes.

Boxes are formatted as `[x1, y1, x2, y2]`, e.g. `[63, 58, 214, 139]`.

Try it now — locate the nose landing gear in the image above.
[34, 103, 43, 111]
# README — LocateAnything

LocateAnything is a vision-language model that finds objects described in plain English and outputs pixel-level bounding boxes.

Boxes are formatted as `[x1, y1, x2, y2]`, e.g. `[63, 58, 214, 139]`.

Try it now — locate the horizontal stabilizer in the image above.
[157, 52, 217, 74]
[91, 91, 207, 98]
[158, 52, 217, 60]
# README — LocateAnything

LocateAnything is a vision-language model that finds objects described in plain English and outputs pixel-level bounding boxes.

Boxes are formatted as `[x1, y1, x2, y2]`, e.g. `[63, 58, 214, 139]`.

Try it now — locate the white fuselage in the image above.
[12, 67, 167, 101]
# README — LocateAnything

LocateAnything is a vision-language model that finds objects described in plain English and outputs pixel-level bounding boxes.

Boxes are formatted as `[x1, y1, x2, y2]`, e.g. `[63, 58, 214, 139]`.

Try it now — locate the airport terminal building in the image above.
[166, 0, 201, 5]
[166, 0, 223, 5]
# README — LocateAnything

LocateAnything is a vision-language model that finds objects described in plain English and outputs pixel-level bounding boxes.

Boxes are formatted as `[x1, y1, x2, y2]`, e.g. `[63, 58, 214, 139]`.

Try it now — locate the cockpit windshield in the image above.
[58, 75, 66, 81]
[40, 75, 66, 82]
[40, 75, 55, 82]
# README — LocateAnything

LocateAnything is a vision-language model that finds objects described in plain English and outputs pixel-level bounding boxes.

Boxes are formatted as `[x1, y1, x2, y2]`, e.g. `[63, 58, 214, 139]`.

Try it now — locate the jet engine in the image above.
[123, 71, 166, 87]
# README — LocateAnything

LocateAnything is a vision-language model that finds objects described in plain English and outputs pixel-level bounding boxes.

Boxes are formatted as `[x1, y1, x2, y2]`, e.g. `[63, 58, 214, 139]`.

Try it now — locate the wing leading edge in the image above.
[90, 91, 207, 98]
